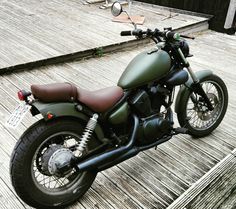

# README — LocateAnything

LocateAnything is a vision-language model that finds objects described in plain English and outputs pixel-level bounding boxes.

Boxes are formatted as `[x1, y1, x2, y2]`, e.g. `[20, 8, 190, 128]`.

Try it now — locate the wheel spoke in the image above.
[31, 132, 85, 191]
[185, 80, 224, 131]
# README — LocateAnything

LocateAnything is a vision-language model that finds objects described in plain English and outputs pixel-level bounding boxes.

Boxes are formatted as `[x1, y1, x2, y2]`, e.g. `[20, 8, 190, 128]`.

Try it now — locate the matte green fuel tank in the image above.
[118, 49, 171, 89]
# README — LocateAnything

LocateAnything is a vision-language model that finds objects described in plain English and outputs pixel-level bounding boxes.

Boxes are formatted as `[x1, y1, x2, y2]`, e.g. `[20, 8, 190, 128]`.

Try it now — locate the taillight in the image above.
[47, 112, 54, 119]
[17, 90, 31, 101]
[18, 91, 25, 101]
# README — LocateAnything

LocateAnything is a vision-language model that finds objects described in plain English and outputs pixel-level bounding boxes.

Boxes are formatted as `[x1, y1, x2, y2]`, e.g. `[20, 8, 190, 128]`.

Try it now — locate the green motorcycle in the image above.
[9, 2, 228, 208]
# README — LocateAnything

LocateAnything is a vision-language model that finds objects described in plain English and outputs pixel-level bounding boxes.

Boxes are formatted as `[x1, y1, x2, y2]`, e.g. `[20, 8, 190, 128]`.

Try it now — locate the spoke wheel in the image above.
[32, 132, 83, 191]
[10, 118, 100, 208]
[177, 74, 228, 137]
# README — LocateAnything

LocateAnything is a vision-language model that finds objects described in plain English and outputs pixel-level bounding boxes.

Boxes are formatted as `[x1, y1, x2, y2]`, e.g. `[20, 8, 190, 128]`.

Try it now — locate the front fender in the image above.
[175, 70, 213, 113]
[31, 101, 104, 140]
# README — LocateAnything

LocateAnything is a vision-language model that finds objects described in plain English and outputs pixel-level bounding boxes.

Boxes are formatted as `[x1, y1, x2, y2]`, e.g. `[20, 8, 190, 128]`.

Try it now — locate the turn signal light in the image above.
[47, 113, 54, 120]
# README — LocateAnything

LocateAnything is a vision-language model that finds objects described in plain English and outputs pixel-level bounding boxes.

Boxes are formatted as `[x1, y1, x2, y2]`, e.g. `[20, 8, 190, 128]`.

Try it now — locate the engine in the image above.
[130, 88, 172, 144]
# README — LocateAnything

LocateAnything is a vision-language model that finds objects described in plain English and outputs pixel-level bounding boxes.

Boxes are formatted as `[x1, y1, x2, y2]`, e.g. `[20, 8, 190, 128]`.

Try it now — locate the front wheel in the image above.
[10, 118, 101, 209]
[177, 74, 228, 137]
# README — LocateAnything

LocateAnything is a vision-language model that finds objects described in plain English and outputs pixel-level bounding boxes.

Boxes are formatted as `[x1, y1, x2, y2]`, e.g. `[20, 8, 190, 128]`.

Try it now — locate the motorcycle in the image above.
[8, 2, 228, 208]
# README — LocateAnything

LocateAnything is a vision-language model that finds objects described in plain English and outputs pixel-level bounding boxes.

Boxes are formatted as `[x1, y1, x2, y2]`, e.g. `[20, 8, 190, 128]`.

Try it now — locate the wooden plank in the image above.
[0, 0, 208, 69]
[0, 145, 28, 209]
[131, 151, 189, 194]
[0, 178, 25, 209]
[145, 147, 201, 185]
[103, 166, 164, 209]
[92, 173, 142, 209]
[190, 168, 236, 209]
[167, 149, 236, 209]
[178, 135, 226, 161]
[217, 188, 236, 209]
[162, 141, 211, 173]
[119, 160, 178, 204]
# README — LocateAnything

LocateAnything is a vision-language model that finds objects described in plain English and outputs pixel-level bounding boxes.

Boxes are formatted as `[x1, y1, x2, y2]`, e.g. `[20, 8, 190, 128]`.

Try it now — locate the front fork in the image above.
[178, 48, 214, 111]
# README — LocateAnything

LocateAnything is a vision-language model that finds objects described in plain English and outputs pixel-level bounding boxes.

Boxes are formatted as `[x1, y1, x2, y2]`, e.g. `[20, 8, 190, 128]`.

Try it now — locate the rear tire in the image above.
[177, 74, 228, 137]
[10, 118, 100, 208]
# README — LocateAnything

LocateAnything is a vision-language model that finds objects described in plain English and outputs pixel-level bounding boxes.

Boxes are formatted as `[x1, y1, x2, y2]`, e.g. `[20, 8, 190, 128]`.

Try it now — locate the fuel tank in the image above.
[118, 49, 171, 89]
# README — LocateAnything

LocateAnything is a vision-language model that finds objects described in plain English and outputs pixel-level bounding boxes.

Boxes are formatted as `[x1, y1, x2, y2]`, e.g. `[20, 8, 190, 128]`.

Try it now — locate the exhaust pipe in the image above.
[76, 113, 172, 172]
[97, 135, 171, 171]
[76, 114, 139, 171]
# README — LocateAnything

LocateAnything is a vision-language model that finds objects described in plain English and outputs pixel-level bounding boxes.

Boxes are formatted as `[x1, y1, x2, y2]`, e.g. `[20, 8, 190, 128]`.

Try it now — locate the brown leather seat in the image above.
[31, 83, 124, 113]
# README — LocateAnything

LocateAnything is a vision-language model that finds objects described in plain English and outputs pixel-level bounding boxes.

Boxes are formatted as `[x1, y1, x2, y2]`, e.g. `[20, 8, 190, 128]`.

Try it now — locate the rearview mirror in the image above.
[111, 2, 123, 17]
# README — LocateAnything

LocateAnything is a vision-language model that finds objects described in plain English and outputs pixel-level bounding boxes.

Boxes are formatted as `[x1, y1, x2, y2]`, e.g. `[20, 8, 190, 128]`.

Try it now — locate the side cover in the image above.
[118, 49, 171, 89]
[32, 101, 104, 140]
[175, 70, 213, 113]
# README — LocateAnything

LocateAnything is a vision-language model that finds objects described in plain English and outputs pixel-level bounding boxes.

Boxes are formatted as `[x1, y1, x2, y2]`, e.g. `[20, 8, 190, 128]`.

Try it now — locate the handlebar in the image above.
[121, 29, 147, 37]
[120, 28, 195, 40]
[120, 31, 132, 36]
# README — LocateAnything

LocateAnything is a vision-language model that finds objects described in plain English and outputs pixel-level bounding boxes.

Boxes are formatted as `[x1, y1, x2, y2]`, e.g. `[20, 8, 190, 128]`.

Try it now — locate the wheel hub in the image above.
[197, 93, 219, 121]
[41, 145, 74, 177]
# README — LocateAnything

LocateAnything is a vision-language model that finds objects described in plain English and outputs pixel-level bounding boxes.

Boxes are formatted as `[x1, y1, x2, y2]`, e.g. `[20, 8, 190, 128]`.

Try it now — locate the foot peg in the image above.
[174, 127, 188, 134]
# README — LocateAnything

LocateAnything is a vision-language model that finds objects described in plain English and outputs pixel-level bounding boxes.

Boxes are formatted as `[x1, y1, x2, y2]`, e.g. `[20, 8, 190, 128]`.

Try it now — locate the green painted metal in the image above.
[32, 101, 104, 140]
[118, 49, 171, 89]
[175, 70, 213, 113]
[109, 102, 130, 124]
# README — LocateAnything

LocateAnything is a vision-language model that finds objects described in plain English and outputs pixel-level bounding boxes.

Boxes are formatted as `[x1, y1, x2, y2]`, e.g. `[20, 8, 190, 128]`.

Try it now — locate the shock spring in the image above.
[74, 114, 98, 157]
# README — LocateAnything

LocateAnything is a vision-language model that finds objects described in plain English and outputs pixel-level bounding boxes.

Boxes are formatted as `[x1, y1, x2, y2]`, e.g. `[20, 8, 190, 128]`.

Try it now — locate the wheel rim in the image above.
[31, 131, 84, 193]
[186, 80, 224, 131]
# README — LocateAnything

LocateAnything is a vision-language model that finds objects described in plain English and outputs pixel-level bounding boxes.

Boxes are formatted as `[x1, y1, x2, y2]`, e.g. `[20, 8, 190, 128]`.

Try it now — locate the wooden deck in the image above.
[0, 30, 235, 208]
[0, 0, 208, 70]
[167, 148, 236, 209]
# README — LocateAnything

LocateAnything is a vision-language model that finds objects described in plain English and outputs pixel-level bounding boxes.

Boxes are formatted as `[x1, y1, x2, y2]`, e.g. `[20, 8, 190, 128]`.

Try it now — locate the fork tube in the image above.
[177, 48, 213, 110]
[187, 66, 199, 83]
[177, 48, 199, 83]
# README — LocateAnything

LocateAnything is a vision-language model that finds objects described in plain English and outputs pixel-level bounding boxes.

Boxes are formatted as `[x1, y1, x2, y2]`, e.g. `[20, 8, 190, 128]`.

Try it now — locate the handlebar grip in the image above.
[120, 31, 132, 36]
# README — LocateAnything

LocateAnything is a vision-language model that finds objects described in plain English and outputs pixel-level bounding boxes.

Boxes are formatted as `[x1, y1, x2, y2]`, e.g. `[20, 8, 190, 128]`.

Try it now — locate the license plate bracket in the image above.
[5, 103, 31, 129]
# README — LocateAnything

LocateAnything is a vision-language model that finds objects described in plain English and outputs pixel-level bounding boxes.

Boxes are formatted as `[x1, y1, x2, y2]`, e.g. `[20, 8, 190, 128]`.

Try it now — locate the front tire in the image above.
[177, 74, 228, 137]
[10, 118, 100, 208]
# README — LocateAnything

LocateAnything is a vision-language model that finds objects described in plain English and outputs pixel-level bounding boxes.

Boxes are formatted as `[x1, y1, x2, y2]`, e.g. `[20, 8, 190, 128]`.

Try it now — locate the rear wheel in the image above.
[177, 74, 228, 137]
[10, 118, 100, 208]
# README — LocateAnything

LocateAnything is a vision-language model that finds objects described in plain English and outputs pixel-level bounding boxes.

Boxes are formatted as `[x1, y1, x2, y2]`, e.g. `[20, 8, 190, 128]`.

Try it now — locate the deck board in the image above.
[0, 0, 208, 69]
[0, 30, 235, 208]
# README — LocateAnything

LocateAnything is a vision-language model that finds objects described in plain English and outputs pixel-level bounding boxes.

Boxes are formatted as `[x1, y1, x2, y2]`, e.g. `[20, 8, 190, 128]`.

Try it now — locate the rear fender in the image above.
[31, 101, 104, 140]
[175, 70, 213, 113]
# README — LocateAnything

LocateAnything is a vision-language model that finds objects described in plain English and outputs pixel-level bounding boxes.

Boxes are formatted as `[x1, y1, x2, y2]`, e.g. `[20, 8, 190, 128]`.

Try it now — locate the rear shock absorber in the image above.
[74, 114, 98, 157]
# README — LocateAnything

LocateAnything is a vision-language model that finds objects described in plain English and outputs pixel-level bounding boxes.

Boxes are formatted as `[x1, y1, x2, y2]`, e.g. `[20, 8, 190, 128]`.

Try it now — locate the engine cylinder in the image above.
[130, 90, 152, 117]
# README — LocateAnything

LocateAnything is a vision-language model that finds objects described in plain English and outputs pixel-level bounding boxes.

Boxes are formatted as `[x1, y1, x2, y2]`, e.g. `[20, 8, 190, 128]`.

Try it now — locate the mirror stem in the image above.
[124, 11, 137, 29]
